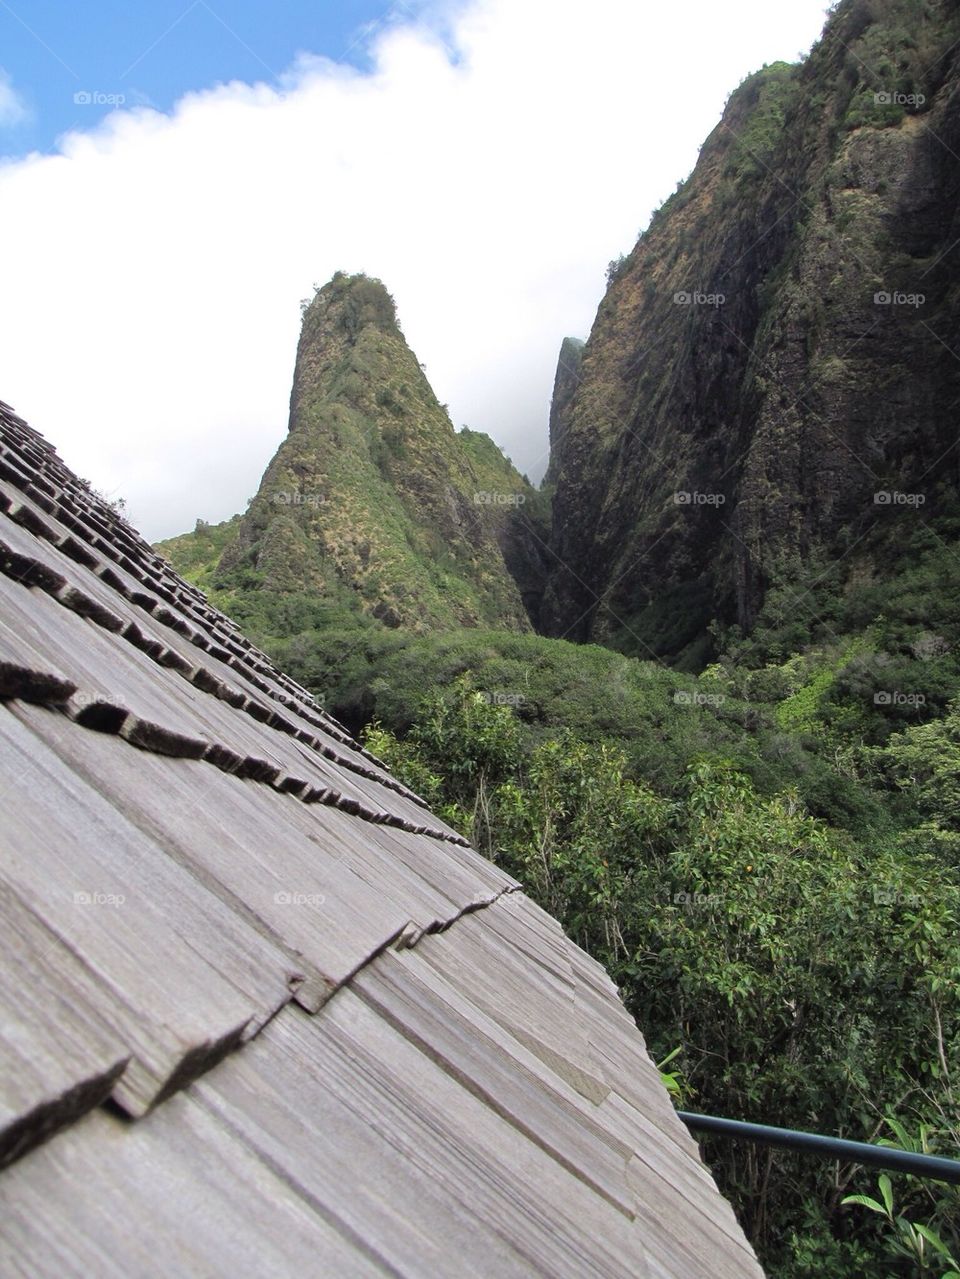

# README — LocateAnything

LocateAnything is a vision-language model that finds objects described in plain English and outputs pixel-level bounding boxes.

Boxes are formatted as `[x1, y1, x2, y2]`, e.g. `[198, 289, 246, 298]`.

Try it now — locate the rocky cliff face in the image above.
[543, 337, 584, 490]
[485, 337, 586, 631]
[207, 273, 532, 633]
[540, 0, 960, 663]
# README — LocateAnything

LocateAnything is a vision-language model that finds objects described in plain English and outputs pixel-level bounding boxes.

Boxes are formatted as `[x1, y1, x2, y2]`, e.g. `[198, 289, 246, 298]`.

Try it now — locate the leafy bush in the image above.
[362, 679, 960, 1277]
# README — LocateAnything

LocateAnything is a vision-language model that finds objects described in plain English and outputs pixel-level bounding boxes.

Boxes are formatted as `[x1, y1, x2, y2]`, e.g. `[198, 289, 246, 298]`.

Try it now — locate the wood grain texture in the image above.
[0, 403, 765, 1277]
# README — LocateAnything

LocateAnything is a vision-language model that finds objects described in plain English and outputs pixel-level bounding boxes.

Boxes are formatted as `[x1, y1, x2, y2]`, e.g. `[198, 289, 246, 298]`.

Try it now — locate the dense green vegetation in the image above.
[724, 63, 801, 186]
[155, 514, 242, 595]
[156, 473, 960, 1260]
[358, 659, 960, 1278]
[159, 490, 960, 1276]
[207, 501, 957, 1276]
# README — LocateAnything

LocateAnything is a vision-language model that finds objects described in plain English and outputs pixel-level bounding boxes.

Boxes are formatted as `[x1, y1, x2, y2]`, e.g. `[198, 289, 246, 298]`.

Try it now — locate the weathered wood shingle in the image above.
[0, 400, 765, 1277]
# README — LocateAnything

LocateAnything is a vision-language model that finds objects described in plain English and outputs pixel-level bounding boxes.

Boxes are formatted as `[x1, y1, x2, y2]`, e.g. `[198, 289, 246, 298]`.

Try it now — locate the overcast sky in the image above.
[0, 0, 832, 540]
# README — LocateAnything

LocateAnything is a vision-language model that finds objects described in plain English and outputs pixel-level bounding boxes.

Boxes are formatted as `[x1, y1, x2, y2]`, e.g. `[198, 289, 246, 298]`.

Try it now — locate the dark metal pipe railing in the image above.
[677, 1112, 960, 1185]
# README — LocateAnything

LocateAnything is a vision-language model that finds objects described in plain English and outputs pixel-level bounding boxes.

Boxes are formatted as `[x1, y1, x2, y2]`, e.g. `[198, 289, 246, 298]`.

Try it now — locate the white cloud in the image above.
[0, 70, 28, 127]
[0, 0, 830, 540]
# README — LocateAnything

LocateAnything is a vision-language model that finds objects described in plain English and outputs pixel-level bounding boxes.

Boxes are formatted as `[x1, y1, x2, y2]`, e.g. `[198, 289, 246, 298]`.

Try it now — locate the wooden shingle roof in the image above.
[0, 400, 764, 1278]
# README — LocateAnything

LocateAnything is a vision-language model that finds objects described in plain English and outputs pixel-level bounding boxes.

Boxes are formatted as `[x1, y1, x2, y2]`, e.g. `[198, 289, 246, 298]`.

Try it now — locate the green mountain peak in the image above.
[159, 272, 535, 641]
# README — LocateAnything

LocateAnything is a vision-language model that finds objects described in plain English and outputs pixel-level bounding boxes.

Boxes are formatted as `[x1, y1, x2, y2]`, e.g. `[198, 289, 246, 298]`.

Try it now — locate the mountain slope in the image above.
[160, 273, 534, 639]
[543, 336, 584, 490]
[540, 0, 960, 665]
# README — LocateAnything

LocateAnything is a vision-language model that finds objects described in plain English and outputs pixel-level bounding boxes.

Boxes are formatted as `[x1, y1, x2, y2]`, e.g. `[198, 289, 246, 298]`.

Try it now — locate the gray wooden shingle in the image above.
[0, 402, 765, 1277]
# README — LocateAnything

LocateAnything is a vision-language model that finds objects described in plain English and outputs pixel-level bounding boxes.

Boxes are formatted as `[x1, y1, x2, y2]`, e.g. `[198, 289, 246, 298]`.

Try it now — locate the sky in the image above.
[0, 0, 833, 540]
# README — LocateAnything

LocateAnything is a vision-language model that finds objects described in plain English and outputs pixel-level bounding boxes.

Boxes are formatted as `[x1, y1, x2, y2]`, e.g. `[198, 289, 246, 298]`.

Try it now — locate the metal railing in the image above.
[677, 1112, 960, 1185]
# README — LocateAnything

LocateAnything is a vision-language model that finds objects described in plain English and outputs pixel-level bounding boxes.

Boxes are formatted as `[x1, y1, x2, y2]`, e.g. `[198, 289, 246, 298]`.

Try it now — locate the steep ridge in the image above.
[540, 0, 960, 664]
[161, 273, 534, 638]
[543, 336, 584, 491]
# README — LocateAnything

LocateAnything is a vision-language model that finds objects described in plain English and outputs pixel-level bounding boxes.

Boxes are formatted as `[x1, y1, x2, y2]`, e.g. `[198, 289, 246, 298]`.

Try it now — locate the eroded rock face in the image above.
[218, 273, 533, 632]
[544, 337, 584, 490]
[540, 0, 960, 662]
